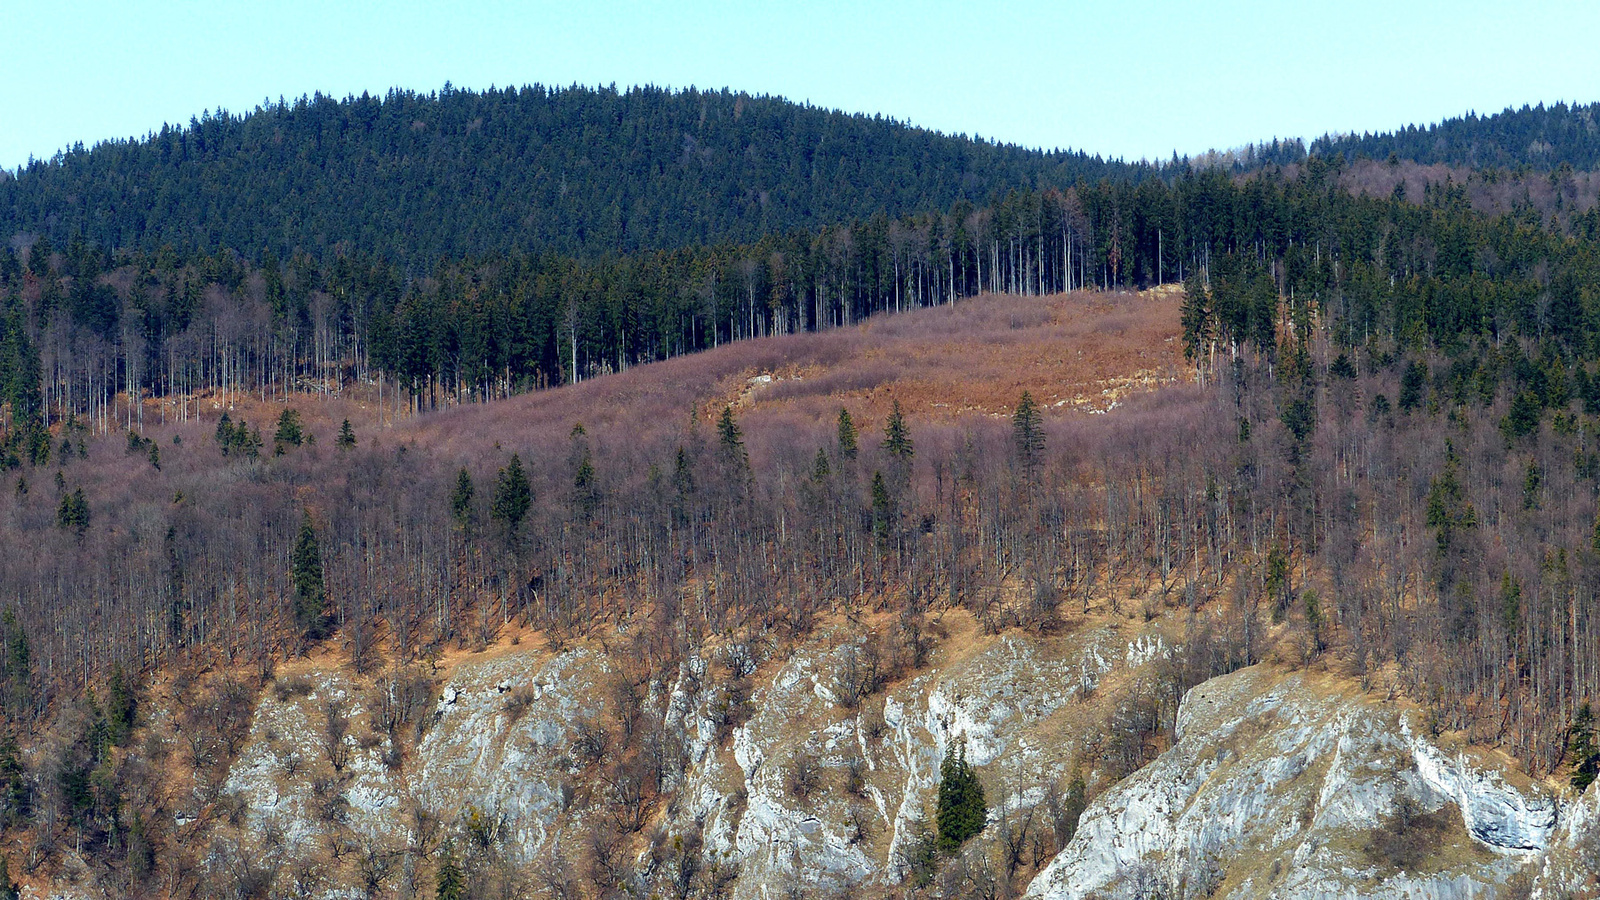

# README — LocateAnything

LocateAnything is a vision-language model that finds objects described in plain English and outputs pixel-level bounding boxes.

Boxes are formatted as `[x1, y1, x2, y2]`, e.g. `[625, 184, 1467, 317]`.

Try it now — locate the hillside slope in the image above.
[2, 285, 1599, 898]
[0, 85, 1138, 263]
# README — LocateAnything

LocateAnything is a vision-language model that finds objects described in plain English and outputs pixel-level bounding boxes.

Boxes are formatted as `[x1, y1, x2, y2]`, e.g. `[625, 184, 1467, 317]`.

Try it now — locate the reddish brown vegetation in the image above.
[406, 288, 1184, 450]
[1325, 158, 1600, 221]
[3, 280, 1599, 896]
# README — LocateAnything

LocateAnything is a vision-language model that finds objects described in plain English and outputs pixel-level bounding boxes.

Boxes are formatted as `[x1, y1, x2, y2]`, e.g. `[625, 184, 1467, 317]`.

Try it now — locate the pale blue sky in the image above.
[5, 1, 1599, 171]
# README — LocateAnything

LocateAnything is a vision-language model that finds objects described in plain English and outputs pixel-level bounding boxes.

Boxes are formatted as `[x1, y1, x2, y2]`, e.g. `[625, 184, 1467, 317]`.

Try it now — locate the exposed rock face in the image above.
[213, 618, 1138, 897]
[205, 621, 1597, 900]
[1024, 667, 1578, 900]
[224, 648, 613, 863]
[677, 625, 1123, 898]
[1408, 729, 1557, 853]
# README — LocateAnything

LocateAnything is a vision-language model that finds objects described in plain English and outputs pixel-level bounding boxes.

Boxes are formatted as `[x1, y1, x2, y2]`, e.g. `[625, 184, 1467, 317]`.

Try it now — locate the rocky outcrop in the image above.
[224, 647, 613, 863]
[665, 623, 1129, 899]
[213, 617, 1145, 897]
[1024, 667, 1568, 900]
[204, 618, 1597, 900]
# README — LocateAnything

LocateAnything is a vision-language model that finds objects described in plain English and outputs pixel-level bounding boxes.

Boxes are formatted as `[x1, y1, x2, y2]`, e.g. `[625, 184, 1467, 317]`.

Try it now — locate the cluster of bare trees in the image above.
[7, 323, 1599, 766]
[5, 266, 1600, 895]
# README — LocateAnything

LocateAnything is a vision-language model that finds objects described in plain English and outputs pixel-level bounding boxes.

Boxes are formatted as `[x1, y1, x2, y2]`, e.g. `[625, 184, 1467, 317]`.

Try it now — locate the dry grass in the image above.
[399, 287, 1186, 471]
[735, 288, 1185, 425]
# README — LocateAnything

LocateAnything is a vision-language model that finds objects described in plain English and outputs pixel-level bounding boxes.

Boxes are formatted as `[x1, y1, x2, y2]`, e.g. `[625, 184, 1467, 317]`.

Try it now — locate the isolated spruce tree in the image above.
[435, 841, 465, 900]
[836, 407, 859, 460]
[292, 510, 330, 639]
[274, 408, 304, 447]
[1571, 702, 1599, 791]
[672, 445, 696, 524]
[491, 454, 532, 542]
[1523, 462, 1543, 511]
[883, 400, 913, 461]
[936, 743, 986, 852]
[812, 447, 831, 483]
[1425, 445, 1477, 555]
[572, 448, 600, 520]
[1, 610, 29, 716]
[871, 471, 894, 549]
[214, 412, 234, 452]
[1012, 391, 1045, 473]
[336, 418, 357, 450]
[450, 468, 475, 529]
[106, 663, 136, 745]
[0, 739, 23, 827]
[0, 852, 16, 900]
[56, 488, 89, 536]
[717, 406, 746, 464]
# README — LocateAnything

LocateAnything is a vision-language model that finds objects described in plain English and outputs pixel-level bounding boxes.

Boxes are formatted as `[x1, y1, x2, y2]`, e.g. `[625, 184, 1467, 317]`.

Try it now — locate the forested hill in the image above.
[1311, 101, 1600, 170]
[0, 84, 1142, 264]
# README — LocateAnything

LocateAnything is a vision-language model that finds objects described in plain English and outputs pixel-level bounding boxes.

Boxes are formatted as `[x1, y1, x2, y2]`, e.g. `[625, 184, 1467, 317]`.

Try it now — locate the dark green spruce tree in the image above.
[491, 454, 532, 543]
[106, 663, 136, 746]
[717, 406, 746, 466]
[451, 468, 475, 530]
[936, 743, 986, 852]
[1571, 702, 1598, 791]
[435, 841, 465, 900]
[883, 400, 913, 461]
[292, 510, 331, 639]
[836, 407, 859, 460]
[1012, 390, 1045, 479]
[0, 851, 17, 900]
[274, 408, 304, 449]
[871, 471, 894, 550]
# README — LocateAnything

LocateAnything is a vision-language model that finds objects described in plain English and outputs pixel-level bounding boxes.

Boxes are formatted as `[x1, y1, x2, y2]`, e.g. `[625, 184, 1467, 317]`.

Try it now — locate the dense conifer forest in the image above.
[8, 150, 1600, 449]
[1313, 101, 1600, 170]
[0, 85, 1142, 265]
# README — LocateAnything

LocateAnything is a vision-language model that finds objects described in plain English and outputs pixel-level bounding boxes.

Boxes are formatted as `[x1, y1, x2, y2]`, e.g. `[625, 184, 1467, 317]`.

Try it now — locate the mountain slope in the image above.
[0, 84, 1140, 263]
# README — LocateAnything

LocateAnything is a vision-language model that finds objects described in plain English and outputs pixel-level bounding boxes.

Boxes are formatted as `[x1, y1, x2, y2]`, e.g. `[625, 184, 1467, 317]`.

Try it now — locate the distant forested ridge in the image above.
[1313, 101, 1600, 170]
[0, 84, 1142, 264]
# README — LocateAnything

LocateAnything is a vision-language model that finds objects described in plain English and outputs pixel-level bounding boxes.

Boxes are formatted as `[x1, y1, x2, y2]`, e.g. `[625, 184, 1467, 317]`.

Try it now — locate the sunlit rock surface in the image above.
[203, 620, 1597, 900]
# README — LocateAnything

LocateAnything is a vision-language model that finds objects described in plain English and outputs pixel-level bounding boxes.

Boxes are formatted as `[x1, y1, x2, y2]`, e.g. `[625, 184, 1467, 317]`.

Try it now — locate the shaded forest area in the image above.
[11, 153, 1600, 453]
[0, 164, 1238, 447]
[1313, 101, 1600, 171]
[5, 85, 1596, 274]
[0, 84, 1145, 266]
